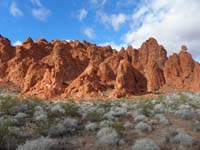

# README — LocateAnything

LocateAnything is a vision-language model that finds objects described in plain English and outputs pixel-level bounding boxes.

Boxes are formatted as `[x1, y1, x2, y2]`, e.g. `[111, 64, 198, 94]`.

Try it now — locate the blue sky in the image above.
[0, 0, 136, 46]
[0, 0, 200, 62]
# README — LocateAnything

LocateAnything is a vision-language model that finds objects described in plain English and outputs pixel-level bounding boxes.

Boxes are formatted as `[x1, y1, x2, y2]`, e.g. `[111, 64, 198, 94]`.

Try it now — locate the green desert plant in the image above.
[157, 94, 165, 102]
[0, 96, 19, 113]
[111, 122, 125, 135]
[178, 92, 188, 103]
[0, 119, 21, 149]
[87, 111, 103, 122]
[35, 122, 50, 137]
[62, 102, 80, 116]
[99, 102, 112, 112]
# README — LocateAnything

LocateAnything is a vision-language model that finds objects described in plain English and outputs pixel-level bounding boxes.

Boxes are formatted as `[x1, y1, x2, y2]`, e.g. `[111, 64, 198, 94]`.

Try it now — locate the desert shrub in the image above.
[50, 104, 65, 117]
[132, 138, 160, 150]
[140, 101, 154, 117]
[178, 92, 188, 103]
[15, 112, 27, 121]
[111, 122, 125, 135]
[35, 122, 50, 137]
[0, 96, 18, 113]
[24, 97, 44, 104]
[193, 121, 200, 131]
[99, 120, 114, 128]
[35, 113, 48, 123]
[62, 102, 80, 116]
[134, 114, 147, 122]
[0, 119, 13, 142]
[99, 102, 112, 112]
[175, 109, 194, 120]
[85, 122, 98, 132]
[159, 117, 170, 125]
[0, 119, 23, 149]
[166, 129, 195, 147]
[48, 123, 67, 138]
[157, 94, 165, 101]
[173, 132, 194, 146]
[154, 103, 165, 114]
[87, 111, 103, 122]
[142, 106, 152, 117]
[135, 122, 152, 133]
[96, 127, 120, 146]
[63, 117, 78, 132]
[16, 137, 54, 150]
[14, 99, 44, 116]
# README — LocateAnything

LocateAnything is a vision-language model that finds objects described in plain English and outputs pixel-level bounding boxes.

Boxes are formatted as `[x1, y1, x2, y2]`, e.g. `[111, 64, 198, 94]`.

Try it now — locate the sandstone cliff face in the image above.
[125, 38, 167, 91]
[63, 63, 104, 99]
[164, 47, 200, 91]
[0, 34, 199, 100]
[110, 60, 147, 98]
[0, 35, 15, 79]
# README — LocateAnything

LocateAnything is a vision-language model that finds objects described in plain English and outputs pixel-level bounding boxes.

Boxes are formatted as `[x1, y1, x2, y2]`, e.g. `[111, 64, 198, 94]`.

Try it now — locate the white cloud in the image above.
[100, 41, 125, 51]
[13, 40, 22, 46]
[111, 14, 126, 31]
[32, 8, 51, 21]
[98, 12, 127, 31]
[116, 0, 134, 7]
[30, 0, 42, 7]
[132, 6, 148, 20]
[65, 39, 72, 42]
[83, 27, 95, 39]
[122, 0, 200, 58]
[90, 0, 107, 5]
[9, 2, 23, 17]
[77, 9, 88, 21]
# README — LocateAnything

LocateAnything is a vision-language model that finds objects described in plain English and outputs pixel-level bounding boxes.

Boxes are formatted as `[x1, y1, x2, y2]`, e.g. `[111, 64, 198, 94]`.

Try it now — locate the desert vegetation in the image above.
[0, 92, 200, 149]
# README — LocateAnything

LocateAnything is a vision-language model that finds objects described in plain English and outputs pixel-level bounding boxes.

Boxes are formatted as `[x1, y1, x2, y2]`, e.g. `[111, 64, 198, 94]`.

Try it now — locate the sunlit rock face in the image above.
[0, 35, 199, 99]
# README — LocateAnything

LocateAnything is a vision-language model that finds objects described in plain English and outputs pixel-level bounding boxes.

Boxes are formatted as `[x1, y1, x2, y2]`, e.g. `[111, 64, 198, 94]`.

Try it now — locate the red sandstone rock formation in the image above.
[132, 38, 167, 91]
[164, 46, 200, 91]
[63, 63, 104, 99]
[110, 60, 147, 98]
[0, 34, 199, 100]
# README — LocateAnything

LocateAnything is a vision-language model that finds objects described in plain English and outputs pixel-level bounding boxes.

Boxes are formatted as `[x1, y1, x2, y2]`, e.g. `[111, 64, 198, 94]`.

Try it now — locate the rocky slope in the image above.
[0, 34, 199, 99]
